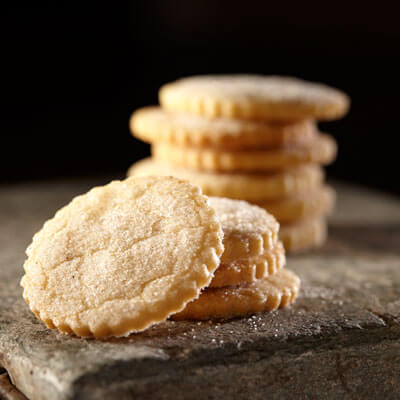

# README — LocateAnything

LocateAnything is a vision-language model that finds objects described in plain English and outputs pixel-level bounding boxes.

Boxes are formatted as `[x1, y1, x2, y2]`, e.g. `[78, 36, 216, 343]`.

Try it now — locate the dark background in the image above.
[2, 1, 400, 194]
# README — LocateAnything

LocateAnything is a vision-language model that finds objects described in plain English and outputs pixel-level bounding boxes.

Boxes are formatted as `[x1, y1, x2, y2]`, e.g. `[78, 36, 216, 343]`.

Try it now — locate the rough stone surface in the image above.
[0, 178, 400, 400]
[0, 373, 27, 400]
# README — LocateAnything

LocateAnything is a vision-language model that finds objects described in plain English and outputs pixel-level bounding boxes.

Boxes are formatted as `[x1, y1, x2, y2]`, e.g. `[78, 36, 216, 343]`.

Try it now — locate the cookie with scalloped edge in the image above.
[152, 134, 337, 172]
[208, 197, 279, 265]
[279, 217, 327, 253]
[258, 185, 336, 223]
[21, 176, 224, 338]
[130, 106, 317, 149]
[128, 158, 325, 201]
[210, 241, 285, 288]
[172, 269, 300, 320]
[159, 75, 350, 121]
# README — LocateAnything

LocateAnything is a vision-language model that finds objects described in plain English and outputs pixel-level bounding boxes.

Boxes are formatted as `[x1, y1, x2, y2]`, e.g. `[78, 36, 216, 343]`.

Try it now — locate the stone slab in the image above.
[0, 373, 27, 400]
[0, 178, 399, 399]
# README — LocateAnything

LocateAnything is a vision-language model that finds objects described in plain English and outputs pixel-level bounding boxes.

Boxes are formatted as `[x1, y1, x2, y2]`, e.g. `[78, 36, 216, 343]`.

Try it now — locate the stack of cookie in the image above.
[174, 197, 300, 321]
[128, 75, 350, 252]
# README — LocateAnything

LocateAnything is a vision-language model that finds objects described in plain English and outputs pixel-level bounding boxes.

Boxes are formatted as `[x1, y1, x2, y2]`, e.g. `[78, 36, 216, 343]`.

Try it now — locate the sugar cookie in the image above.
[172, 269, 300, 320]
[128, 158, 324, 201]
[159, 75, 350, 121]
[208, 197, 279, 264]
[258, 185, 335, 223]
[21, 176, 224, 338]
[210, 241, 285, 288]
[151, 134, 337, 172]
[130, 106, 317, 149]
[279, 217, 327, 253]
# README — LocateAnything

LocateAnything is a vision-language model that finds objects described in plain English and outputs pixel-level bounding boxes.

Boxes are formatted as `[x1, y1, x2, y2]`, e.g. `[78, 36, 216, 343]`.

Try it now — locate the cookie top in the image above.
[128, 158, 324, 201]
[21, 176, 224, 338]
[130, 106, 317, 149]
[208, 197, 279, 264]
[159, 75, 350, 121]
